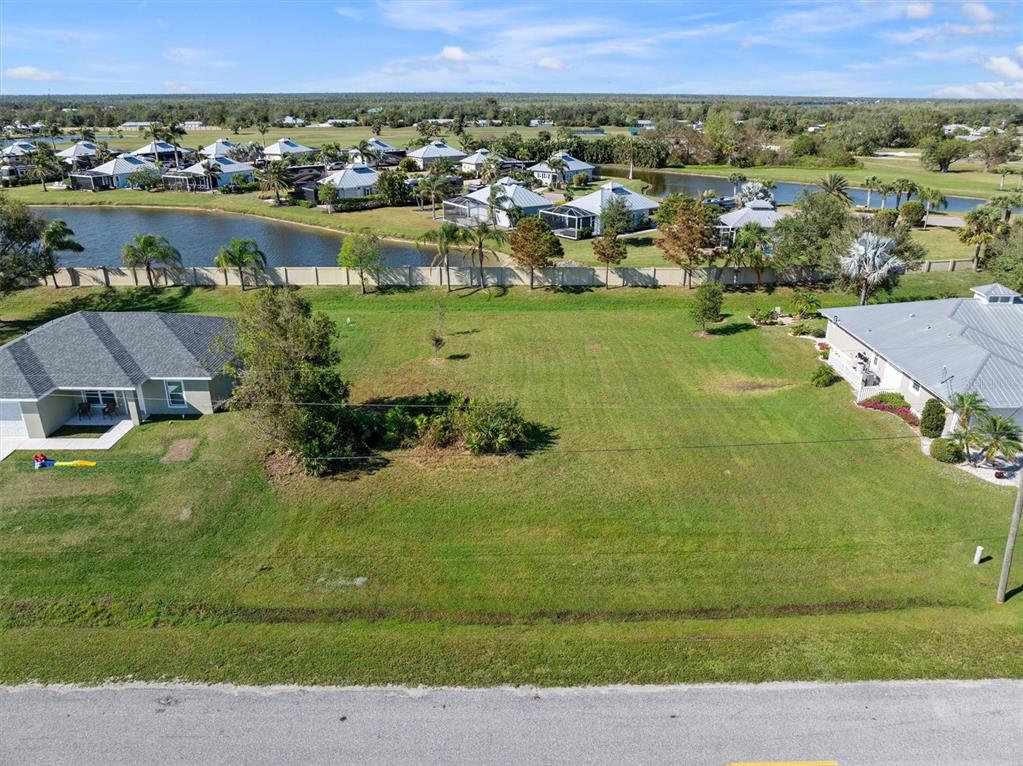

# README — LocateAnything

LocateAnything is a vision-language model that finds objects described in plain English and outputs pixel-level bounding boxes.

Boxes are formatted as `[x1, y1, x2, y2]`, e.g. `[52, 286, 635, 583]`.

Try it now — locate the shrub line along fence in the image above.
[45, 259, 975, 290]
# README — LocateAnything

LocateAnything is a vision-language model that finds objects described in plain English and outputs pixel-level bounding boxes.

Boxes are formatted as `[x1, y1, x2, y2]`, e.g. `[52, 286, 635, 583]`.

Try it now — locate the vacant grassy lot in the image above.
[1, 276, 1021, 685]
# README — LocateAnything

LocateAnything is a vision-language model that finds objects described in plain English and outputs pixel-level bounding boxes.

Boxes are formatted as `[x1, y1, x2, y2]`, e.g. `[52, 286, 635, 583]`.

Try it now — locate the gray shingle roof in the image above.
[821, 294, 1023, 409]
[0, 312, 237, 400]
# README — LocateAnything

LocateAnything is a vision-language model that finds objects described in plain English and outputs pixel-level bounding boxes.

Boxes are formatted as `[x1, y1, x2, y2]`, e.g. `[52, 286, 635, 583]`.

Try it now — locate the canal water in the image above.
[33, 207, 479, 269]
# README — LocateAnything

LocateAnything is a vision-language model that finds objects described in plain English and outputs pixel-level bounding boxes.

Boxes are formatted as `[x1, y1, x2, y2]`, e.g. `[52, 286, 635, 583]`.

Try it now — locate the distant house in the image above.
[0, 311, 237, 447]
[317, 164, 380, 198]
[636, 119, 654, 127]
[56, 141, 98, 167]
[280, 116, 306, 127]
[200, 138, 240, 158]
[716, 200, 783, 241]
[348, 137, 405, 165]
[326, 118, 358, 126]
[572, 128, 604, 136]
[528, 119, 555, 128]
[163, 156, 255, 191]
[131, 140, 184, 163]
[1, 140, 36, 159]
[806, 124, 826, 133]
[458, 148, 523, 175]
[540, 181, 659, 239]
[406, 140, 467, 169]
[821, 284, 1023, 429]
[443, 177, 553, 229]
[263, 137, 316, 161]
[528, 151, 595, 187]
[181, 120, 205, 129]
[117, 121, 155, 131]
[69, 155, 159, 190]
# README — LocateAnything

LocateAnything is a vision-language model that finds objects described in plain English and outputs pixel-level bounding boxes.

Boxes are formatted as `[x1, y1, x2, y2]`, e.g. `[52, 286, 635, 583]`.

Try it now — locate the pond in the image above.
[32, 206, 479, 268]
[600, 167, 990, 214]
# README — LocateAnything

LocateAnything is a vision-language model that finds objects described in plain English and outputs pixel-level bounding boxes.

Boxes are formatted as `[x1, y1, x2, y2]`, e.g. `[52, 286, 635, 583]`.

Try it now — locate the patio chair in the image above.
[77, 401, 91, 419]
[102, 401, 118, 419]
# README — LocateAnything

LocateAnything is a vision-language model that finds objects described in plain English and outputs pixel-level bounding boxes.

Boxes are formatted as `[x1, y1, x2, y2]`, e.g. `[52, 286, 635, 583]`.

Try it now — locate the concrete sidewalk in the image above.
[0, 419, 133, 462]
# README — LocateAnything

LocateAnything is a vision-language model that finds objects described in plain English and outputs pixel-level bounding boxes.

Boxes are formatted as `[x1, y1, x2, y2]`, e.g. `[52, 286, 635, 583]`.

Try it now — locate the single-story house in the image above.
[406, 140, 467, 169]
[56, 140, 98, 167]
[131, 140, 184, 163]
[118, 121, 155, 131]
[0, 311, 237, 443]
[69, 155, 159, 190]
[821, 284, 1023, 430]
[317, 163, 380, 198]
[540, 181, 659, 239]
[163, 156, 255, 191]
[458, 148, 524, 176]
[200, 138, 240, 158]
[181, 120, 205, 129]
[528, 151, 595, 187]
[263, 137, 315, 161]
[280, 116, 306, 127]
[443, 176, 552, 229]
[1, 140, 36, 159]
[717, 200, 783, 241]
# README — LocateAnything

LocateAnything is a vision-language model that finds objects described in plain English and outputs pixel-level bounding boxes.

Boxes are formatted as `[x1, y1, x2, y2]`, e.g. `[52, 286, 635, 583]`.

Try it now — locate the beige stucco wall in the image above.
[20, 390, 77, 438]
[140, 379, 214, 416]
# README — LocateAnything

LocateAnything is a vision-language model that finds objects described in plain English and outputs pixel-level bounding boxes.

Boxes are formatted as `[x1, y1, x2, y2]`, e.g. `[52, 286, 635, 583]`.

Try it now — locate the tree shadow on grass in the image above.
[707, 321, 757, 336]
[2, 286, 200, 343]
[446, 353, 470, 361]
[550, 285, 593, 295]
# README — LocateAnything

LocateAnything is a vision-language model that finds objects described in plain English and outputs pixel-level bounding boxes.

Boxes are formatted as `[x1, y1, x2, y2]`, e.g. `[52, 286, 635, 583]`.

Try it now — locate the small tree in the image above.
[571, 171, 589, 188]
[599, 194, 631, 237]
[508, 217, 563, 289]
[377, 170, 411, 206]
[919, 137, 968, 173]
[317, 182, 341, 213]
[689, 282, 723, 332]
[899, 200, 925, 228]
[841, 232, 905, 305]
[920, 398, 947, 438]
[592, 230, 627, 288]
[338, 230, 382, 294]
[656, 195, 715, 287]
[791, 290, 821, 319]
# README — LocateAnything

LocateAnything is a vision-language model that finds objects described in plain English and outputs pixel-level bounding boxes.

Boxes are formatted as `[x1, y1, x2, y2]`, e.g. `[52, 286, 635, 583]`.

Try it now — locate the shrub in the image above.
[929, 437, 964, 464]
[398, 157, 418, 172]
[790, 290, 821, 319]
[860, 400, 920, 427]
[862, 392, 909, 408]
[459, 398, 528, 455]
[899, 200, 925, 228]
[873, 209, 899, 229]
[920, 398, 947, 438]
[749, 305, 777, 326]
[789, 322, 825, 338]
[572, 172, 590, 188]
[810, 364, 837, 387]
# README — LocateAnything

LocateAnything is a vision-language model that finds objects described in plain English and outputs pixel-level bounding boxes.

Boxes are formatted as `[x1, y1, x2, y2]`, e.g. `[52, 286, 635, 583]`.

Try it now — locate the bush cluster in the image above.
[899, 200, 926, 228]
[862, 392, 909, 408]
[920, 398, 947, 438]
[789, 322, 825, 338]
[929, 437, 964, 464]
[810, 364, 837, 387]
[860, 400, 920, 427]
[749, 306, 778, 325]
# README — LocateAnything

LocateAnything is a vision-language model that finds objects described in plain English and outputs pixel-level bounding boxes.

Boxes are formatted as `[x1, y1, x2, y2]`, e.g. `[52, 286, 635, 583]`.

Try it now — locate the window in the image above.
[911, 380, 920, 393]
[164, 380, 186, 408]
[84, 390, 117, 406]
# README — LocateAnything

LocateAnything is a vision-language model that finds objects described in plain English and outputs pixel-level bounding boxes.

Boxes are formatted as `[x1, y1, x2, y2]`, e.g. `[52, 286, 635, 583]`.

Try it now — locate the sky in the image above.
[1, 0, 1021, 98]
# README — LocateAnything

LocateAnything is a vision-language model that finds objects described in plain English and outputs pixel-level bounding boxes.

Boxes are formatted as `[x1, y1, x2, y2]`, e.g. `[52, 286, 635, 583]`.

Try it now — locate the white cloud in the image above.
[1017, 45, 1023, 60]
[961, 2, 994, 22]
[536, 56, 565, 70]
[3, 65, 62, 81]
[935, 80, 1022, 98]
[904, 2, 933, 19]
[882, 21, 994, 43]
[335, 5, 360, 18]
[164, 47, 205, 63]
[985, 56, 1023, 81]
[164, 80, 192, 93]
[439, 45, 473, 62]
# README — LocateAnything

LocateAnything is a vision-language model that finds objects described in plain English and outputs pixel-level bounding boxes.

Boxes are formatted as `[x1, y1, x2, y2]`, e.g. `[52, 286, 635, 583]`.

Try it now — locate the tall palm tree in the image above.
[79, 126, 97, 143]
[417, 222, 465, 292]
[39, 220, 83, 288]
[200, 159, 221, 191]
[878, 182, 896, 210]
[892, 178, 916, 207]
[918, 187, 947, 229]
[949, 391, 989, 436]
[731, 222, 771, 288]
[256, 121, 271, 145]
[862, 175, 882, 208]
[727, 172, 747, 198]
[992, 166, 1015, 190]
[28, 143, 60, 191]
[164, 122, 187, 167]
[546, 154, 568, 189]
[817, 173, 852, 204]
[957, 206, 1001, 268]
[461, 221, 507, 289]
[121, 233, 182, 289]
[841, 232, 904, 305]
[479, 156, 502, 184]
[977, 414, 1022, 465]
[415, 174, 451, 219]
[356, 139, 380, 167]
[214, 237, 267, 289]
[257, 161, 292, 205]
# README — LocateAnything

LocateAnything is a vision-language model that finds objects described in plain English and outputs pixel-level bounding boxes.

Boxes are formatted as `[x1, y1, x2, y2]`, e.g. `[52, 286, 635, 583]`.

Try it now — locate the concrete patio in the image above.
[0, 418, 134, 462]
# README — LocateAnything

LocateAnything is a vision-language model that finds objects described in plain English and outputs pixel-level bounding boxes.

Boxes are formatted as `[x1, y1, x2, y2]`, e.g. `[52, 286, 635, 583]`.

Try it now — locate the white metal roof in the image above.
[131, 141, 179, 155]
[263, 138, 315, 157]
[462, 148, 502, 165]
[56, 141, 97, 159]
[179, 157, 254, 176]
[821, 289, 1023, 409]
[528, 151, 595, 174]
[365, 137, 400, 153]
[718, 203, 784, 229]
[318, 164, 380, 189]
[407, 141, 467, 160]
[1, 141, 36, 157]
[200, 138, 240, 157]
[566, 181, 660, 215]
[465, 177, 552, 210]
[84, 155, 157, 176]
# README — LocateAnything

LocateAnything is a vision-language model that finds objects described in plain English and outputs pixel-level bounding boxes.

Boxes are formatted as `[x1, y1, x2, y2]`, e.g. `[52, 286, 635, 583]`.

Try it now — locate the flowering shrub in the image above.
[860, 400, 920, 427]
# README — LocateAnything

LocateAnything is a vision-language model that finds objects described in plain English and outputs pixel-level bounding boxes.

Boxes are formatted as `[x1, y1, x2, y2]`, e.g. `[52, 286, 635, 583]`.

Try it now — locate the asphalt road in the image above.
[2, 680, 1021, 765]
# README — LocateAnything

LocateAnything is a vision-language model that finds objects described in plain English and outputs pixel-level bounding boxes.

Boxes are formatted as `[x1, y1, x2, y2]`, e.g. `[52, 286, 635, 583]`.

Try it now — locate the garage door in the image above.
[0, 401, 28, 440]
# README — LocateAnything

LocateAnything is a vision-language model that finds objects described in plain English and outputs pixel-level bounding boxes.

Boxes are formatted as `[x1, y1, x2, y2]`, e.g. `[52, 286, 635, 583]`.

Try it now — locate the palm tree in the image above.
[28, 143, 60, 191]
[950, 428, 981, 466]
[356, 140, 380, 167]
[39, 220, 83, 288]
[79, 126, 97, 143]
[950, 391, 989, 437]
[479, 156, 502, 184]
[214, 237, 267, 289]
[893, 178, 916, 207]
[200, 159, 221, 191]
[863, 175, 882, 208]
[878, 182, 896, 210]
[992, 166, 1015, 190]
[841, 232, 904, 305]
[817, 173, 852, 204]
[256, 121, 271, 145]
[415, 174, 451, 219]
[164, 122, 186, 167]
[918, 187, 947, 229]
[977, 414, 1022, 465]
[257, 161, 292, 205]
[731, 222, 771, 288]
[417, 222, 465, 292]
[460, 221, 507, 289]
[727, 172, 747, 198]
[546, 154, 567, 189]
[121, 233, 182, 289]
[957, 206, 1002, 267]
[988, 192, 1023, 224]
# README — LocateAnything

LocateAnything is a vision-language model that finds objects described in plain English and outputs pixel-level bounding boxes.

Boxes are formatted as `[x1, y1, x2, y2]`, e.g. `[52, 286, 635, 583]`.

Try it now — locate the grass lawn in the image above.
[1, 273, 1021, 686]
[911, 227, 974, 262]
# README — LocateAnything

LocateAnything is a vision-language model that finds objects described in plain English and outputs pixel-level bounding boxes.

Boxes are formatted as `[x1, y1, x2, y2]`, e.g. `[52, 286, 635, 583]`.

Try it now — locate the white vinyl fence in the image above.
[44, 258, 974, 290]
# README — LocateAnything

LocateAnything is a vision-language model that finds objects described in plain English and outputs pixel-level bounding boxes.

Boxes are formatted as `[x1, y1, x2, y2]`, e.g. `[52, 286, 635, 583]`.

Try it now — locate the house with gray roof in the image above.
[56, 140, 99, 167]
[68, 155, 159, 190]
[717, 200, 784, 241]
[163, 156, 255, 191]
[317, 163, 380, 198]
[442, 177, 553, 229]
[820, 284, 1023, 430]
[528, 151, 595, 187]
[406, 140, 467, 169]
[540, 181, 659, 238]
[0, 312, 237, 449]
[263, 137, 315, 161]
[200, 138, 240, 158]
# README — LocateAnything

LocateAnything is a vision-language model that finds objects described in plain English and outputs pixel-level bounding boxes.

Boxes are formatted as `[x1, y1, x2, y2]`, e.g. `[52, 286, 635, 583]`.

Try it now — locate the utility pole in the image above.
[996, 470, 1023, 604]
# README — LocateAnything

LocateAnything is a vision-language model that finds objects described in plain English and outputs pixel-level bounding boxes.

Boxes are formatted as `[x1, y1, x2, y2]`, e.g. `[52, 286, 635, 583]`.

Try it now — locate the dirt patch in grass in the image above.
[586, 344, 600, 357]
[161, 439, 199, 464]
[726, 379, 793, 393]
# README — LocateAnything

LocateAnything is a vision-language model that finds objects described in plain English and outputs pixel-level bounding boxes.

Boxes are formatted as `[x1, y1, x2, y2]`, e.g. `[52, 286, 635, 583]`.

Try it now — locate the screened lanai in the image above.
[540, 206, 597, 239]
